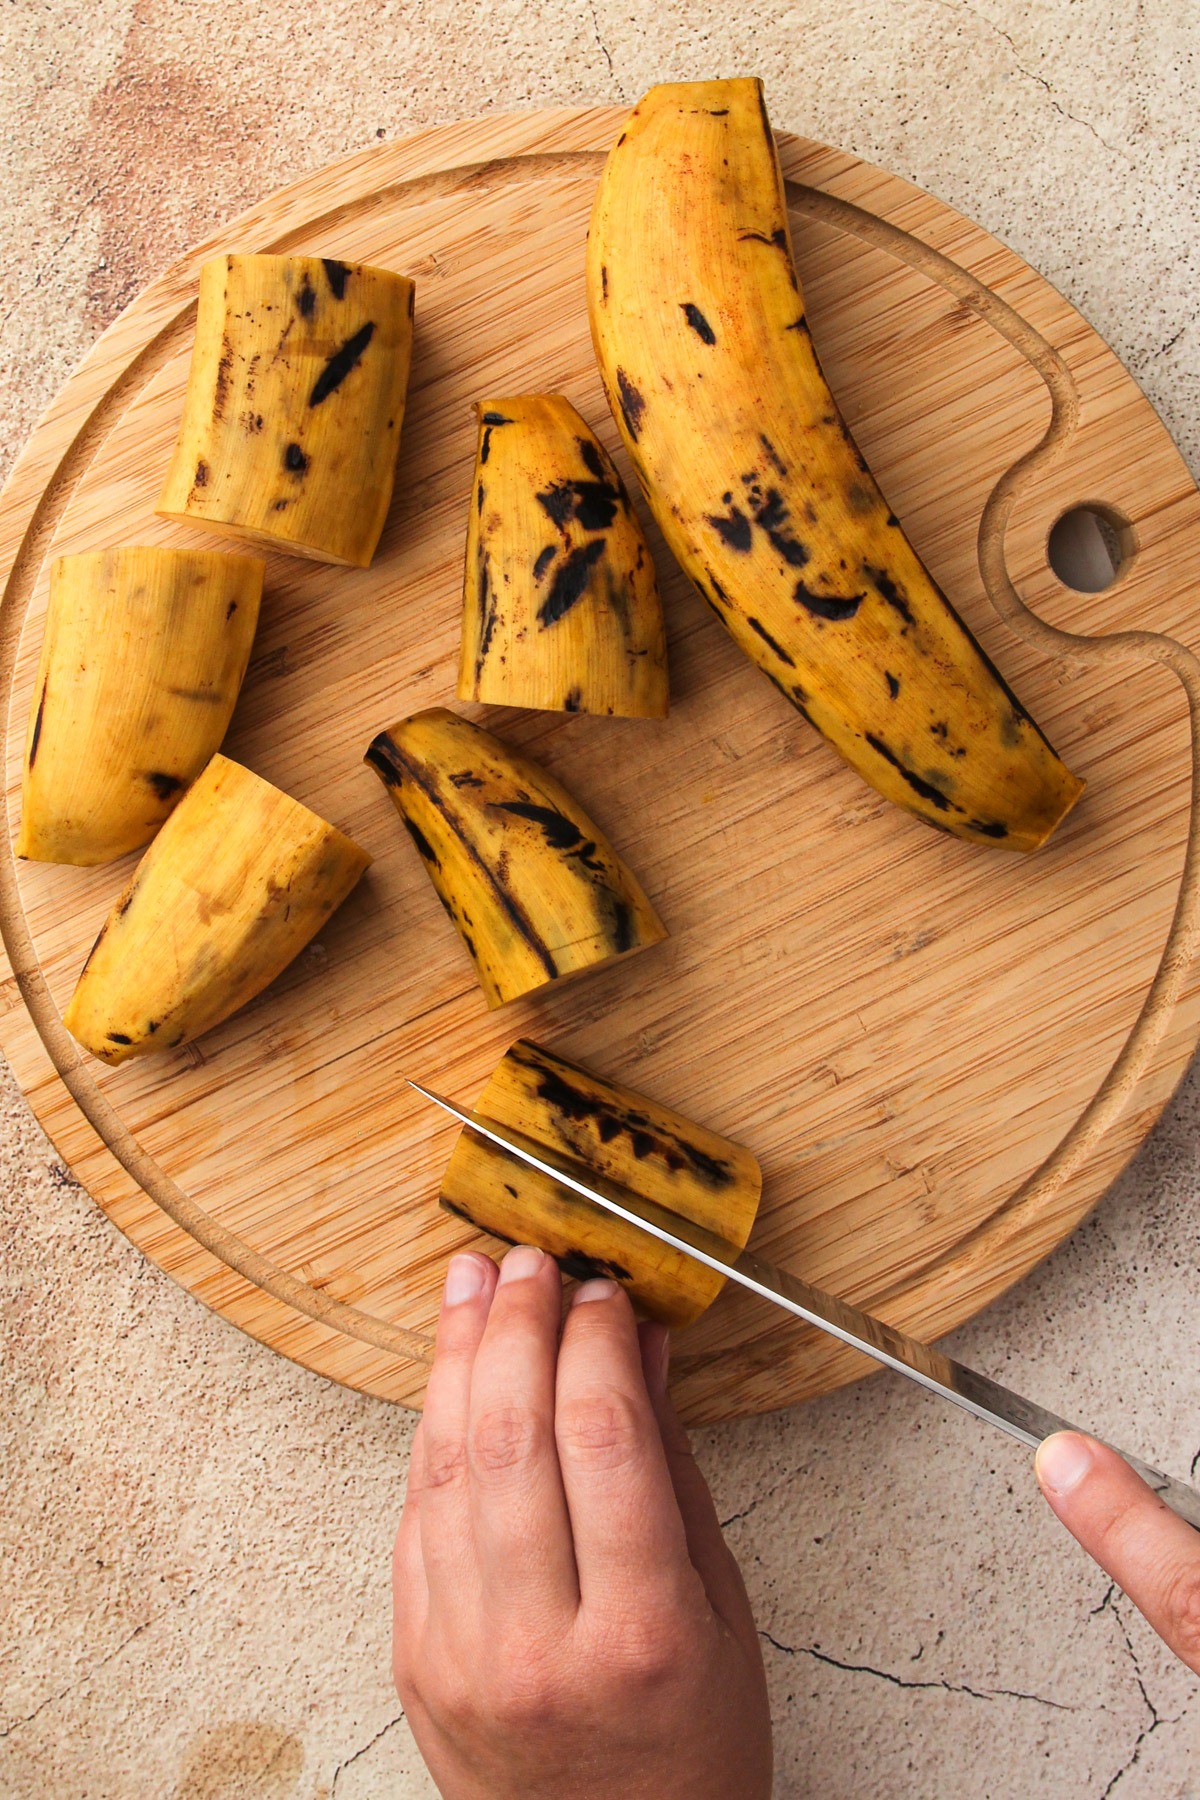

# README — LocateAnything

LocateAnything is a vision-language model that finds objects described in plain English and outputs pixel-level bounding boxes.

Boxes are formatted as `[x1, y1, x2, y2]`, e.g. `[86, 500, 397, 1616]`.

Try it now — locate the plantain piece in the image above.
[587, 79, 1084, 853]
[17, 547, 263, 866]
[158, 253, 414, 567]
[365, 707, 665, 1008]
[458, 394, 668, 718]
[63, 754, 370, 1064]
[440, 1038, 761, 1327]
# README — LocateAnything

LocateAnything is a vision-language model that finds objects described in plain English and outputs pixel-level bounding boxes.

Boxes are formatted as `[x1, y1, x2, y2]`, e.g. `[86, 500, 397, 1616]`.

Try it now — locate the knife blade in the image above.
[410, 1079, 1200, 1530]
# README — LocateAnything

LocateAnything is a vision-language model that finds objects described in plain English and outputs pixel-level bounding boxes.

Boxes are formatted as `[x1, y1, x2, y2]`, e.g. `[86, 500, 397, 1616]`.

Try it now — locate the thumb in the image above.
[1036, 1431, 1200, 1674]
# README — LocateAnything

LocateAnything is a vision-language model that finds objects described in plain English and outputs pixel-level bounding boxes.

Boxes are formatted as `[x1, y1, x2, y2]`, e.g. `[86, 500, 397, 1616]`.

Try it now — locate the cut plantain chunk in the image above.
[365, 707, 666, 1008]
[587, 78, 1084, 852]
[458, 394, 668, 718]
[440, 1037, 762, 1327]
[63, 754, 371, 1064]
[18, 547, 263, 866]
[158, 253, 414, 567]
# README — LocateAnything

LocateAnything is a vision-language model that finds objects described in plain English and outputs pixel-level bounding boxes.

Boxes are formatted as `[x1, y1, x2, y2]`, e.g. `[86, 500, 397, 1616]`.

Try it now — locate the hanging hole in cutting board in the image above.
[1046, 503, 1136, 593]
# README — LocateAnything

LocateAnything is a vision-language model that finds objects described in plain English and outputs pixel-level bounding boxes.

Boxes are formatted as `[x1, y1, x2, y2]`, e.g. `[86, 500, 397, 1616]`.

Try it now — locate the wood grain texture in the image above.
[1, 108, 1199, 1424]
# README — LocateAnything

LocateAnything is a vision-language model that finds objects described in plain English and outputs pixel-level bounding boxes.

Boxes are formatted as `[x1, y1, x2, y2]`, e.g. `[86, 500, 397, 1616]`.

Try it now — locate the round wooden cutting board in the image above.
[3, 108, 1200, 1425]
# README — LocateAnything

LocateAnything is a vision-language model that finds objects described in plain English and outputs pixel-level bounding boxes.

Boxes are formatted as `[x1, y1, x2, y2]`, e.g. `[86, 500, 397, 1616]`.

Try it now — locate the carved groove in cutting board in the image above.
[0, 110, 1199, 1421]
[743, 184, 1200, 1332]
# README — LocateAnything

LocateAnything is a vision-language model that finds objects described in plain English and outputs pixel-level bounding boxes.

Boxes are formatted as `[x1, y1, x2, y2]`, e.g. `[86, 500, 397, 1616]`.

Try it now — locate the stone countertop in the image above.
[2, 5, 1198, 1795]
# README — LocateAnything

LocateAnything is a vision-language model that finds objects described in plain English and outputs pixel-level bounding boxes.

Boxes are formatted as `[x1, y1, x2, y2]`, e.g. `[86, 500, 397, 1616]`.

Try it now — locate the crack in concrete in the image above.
[1140, 308, 1199, 364]
[1101, 1714, 1156, 1796]
[1090, 1580, 1118, 1617]
[1113, 1602, 1159, 1727]
[1190, 1444, 1200, 1481]
[941, 1, 1132, 163]
[758, 1631, 1075, 1709]
[586, 1, 624, 100]
[0, 1569, 223, 1740]
[1096, 1590, 1187, 1795]
[329, 1712, 406, 1795]
[0, 184, 106, 335]
[719, 1496, 763, 1530]
[719, 1456, 819, 1531]
[1156, 320, 1189, 360]
[0, 1676, 79, 1742]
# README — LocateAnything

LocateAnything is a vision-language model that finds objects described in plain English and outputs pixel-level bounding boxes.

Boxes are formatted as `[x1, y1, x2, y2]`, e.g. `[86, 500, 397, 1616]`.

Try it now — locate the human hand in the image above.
[1036, 1431, 1200, 1673]
[392, 1245, 772, 1800]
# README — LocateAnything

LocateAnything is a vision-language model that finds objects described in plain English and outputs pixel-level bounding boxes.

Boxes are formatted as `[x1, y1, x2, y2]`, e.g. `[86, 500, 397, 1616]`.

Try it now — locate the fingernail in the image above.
[572, 1278, 618, 1304]
[1036, 1432, 1095, 1497]
[498, 1244, 546, 1285]
[444, 1253, 488, 1307]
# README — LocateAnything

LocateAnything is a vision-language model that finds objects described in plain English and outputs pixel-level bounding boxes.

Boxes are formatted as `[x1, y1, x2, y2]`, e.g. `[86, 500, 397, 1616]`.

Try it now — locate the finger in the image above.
[417, 1252, 499, 1617]
[556, 1281, 702, 1622]
[1036, 1432, 1200, 1675]
[393, 1420, 430, 1676]
[639, 1321, 761, 1653]
[468, 1246, 579, 1621]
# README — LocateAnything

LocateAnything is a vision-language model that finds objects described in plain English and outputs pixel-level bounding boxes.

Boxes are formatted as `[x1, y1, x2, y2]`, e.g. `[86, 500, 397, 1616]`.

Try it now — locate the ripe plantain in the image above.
[18, 547, 262, 865]
[365, 707, 666, 1008]
[439, 1038, 761, 1327]
[458, 394, 668, 717]
[63, 754, 370, 1064]
[587, 78, 1084, 852]
[158, 254, 414, 567]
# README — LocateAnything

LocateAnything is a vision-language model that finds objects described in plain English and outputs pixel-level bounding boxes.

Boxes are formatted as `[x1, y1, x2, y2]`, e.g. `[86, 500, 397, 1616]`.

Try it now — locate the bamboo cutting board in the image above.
[2, 108, 1200, 1425]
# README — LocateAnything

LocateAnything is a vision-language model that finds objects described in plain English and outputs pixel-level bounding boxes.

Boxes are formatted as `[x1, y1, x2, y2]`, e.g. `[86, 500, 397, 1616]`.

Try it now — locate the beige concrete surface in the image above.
[2, 3, 1199, 1794]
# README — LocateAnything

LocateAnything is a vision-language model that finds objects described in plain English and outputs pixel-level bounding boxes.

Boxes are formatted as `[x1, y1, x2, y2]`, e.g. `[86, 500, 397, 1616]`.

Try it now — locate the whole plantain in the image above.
[587, 78, 1084, 852]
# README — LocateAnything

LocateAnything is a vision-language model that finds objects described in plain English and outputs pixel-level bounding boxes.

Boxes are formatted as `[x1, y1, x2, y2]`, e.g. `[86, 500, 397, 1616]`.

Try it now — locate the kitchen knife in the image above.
[410, 1079, 1200, 1530]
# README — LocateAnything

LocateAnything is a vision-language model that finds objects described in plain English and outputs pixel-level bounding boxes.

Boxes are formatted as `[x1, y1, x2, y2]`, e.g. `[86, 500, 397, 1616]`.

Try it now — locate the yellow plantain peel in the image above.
[458, 394, 668, 718]
[159, 254, 414, 568]
[18, 547, 262, 865]
[587, 78, 1084, 852]
[63, 756, 370, 1063]
[440, 1038, 761, 1328]
[365, 707, 665, 1007]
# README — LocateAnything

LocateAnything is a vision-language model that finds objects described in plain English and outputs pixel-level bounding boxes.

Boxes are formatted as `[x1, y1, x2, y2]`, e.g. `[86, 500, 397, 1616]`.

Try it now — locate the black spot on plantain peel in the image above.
[494, 802, 585, 851]
[706, 506, 753, 552]
[746, 616, 795, 665]
[795, 583, 864, 623]
[536, 478, 622, 532]
[309, 321, 375, 406]
[615, 369, 646, 439]
[27, 682, 46, 769]
[681, 302, 716, 344]
[144, 772, 184, 801]
[322, 258, 351, 299]
[537, 540, 606, 626]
